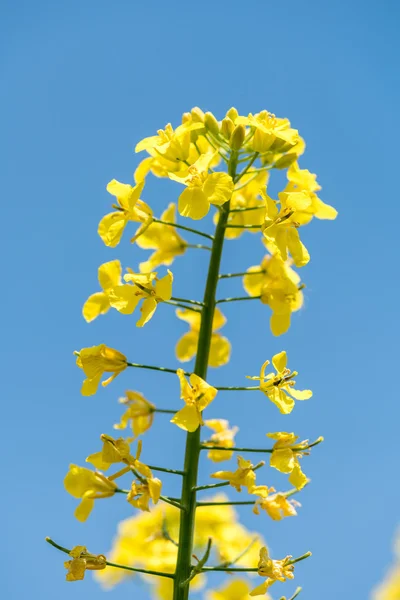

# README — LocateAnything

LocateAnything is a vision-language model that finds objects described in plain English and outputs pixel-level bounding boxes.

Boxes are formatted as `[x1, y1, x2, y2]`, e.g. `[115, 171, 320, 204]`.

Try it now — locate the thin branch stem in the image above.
[153, 408, 178, 415]
[127, 363, 190, 376]
[234, 152, 259, 183]
[225, 223, 262, 229]
[216, 295, 261, 304]
[214, 537, 258, 569]
[200, 437, 323, 454]
[229, 205, 265, 213]
[171, 296, 204, 306]
[200, 551, 311, 573]
[148, 465, 186, 476]
[45, 537, 175, 579]
[233, 172, 261, 192]
[218, 270, 265, 279]
[197, 500, 255, 507]
[215, 386, 259, 391]
[164, 300, 202, 313]
[152, 218, 214, 241]
[194, 461, 264, 492]
[160, 495, 185, 511]
[186, 243, 212, 251]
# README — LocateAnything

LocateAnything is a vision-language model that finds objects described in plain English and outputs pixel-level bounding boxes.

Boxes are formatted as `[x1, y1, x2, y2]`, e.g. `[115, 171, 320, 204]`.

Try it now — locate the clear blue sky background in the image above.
[1, 1, 399, 599]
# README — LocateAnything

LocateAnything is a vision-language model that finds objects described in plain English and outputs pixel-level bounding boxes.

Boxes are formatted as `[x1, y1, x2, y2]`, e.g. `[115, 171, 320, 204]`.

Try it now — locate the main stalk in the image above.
[172, 152, 238, 599]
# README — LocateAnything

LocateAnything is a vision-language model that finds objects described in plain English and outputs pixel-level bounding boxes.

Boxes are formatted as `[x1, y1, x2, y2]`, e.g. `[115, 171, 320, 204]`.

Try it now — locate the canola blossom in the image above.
[47, 106, 337, 599]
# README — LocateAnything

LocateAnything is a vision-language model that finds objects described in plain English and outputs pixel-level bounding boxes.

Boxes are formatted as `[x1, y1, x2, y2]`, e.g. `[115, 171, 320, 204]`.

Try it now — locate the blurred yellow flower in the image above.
[64, 465, 117, 522]
[108, 269, 173, 327]
[175, 307, 231, 367]
[243, 254, 303, 336]
[75, 344, 127, 396]
[114, 390, 155, 439]
[98, 180, 152, 247]
[203, 419, 239, 462]
[247, 351, 312, 414]
[136, 203, 187, 272]
[171, 369, 217, 432]
[82, 260, 122, 323]
[207, 578, 259, 600]
[267, 432, 309, 490]
[64, 545, 106, 581]
[250, 547, 295, 596]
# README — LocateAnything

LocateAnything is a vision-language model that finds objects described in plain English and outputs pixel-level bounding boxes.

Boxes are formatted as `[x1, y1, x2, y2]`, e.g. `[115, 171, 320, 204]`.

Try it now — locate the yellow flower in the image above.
[108, 269, 173, 327]
[267, 432, 309, 490]
[207, 578, 260, 600]
[262, 190, 311, 268]
[171, 369, 217, 432]
[127, 475, 162, 512]
[75, 344, 127, 396]
[86, 434, 132, 471]
[64, 545, 107, 581]
[211, 456, 261, 493]
[82, 260, 122, 323]
[247, 351, 312, 414]
[169, 153, 234, 220]
[203, 419, 239, 462]
[252, 488, 300, 520]
[63, 465, 118, 522]
[114, 390, 155, 438]
[250, 547, 295, 596]
[285, 162, 337, 223]
[243, 254, 303, 336]
[215, 171, 268, 239]
[136, 203, 187, 272]
[237, 111, 301, 154]
[175, 307, 231, 368]
[98, 180, 152, 247]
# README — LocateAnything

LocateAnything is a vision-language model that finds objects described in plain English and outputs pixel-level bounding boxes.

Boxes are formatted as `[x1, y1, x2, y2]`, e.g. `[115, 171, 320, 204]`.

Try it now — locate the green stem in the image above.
[172, 151, 238, 600]
[196, 500, 255, 507]
[234, 152, 259, 183]
[200, 438, 323, 454]
[152, 218, 214, 241]
[160, 495, 185, 511]
[215, 386, 259, 391]
[153, 408, 177, 415]
[200, 551, 311, 573]
[45, 537, 174, 579]
[225, 224, 262, 229]
[164, 300, 202, 312]
[171, 296, 204, 306]
[148, 465, 186, 476]
[216, 295, 261, 304]
[194, 461, 264, 492]
[218, 269, 265, 279]
[186, 243, 212, 251]
[127, 363, 190, 376]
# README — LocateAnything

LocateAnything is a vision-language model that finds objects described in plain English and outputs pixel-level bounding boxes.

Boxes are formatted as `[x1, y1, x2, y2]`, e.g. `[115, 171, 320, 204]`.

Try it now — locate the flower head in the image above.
[237, 111, 301, 154]
[75, 344, 127, 396]
[64, 465, 118, 521]
[211, 456, 265, 493]
[203, 419, 239, 462]
[250, 546, 295, 596]
[136, 203, 187, 272]
[243, 254, 304, 336]
[285, 162, 337, 223]
[108, 269, 173, 327]
[171, 369, 217, 432]
[247, 351, 312, 414]
[267, 432, 310, 490]
[252, 488, 300, 520]
[64, 546, 107, 581]
[114, 390, 155, 438]
[98, 180, 152, 247]
[175, 307, 231, 367]
[82, 260, 122, 323]
[169, 153, 234, 220]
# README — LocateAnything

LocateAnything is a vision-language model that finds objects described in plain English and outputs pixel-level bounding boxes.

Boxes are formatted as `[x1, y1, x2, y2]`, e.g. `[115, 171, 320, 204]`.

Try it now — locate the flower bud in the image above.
[191, 106, 205, 122]
[274, 153, 298, 169]
[182, 112, 192, 124]
[230, 124, 246, 150]
[204, 112, 220, 135]
[221, 117, 234, 139]
[226, 107, 239, 122]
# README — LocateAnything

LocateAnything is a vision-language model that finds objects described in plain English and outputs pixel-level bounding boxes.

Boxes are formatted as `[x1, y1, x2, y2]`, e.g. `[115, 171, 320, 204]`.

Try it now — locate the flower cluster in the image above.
[47, 106, 336, 599]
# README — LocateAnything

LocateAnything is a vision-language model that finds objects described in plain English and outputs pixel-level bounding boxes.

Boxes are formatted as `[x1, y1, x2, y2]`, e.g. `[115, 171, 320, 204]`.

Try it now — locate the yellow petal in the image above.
[98, 212, 127, 248]
[288, 462, 308, 490]
[98, 260, 122, 291]
[155, 270, 173, 301]
[108, 285, 141, 315]
[286, 228, 310, 267]
[249, 580, 270, 596]
[271, 351, 287, 373]
[209, 334, 231, 367]
[171, 405, 200, 432]
[270, 311, 291, 336]
[82, 292, 110, 323]
[266, 388, 295, 414]
[287, 387, 312, 400]
[203, 172, 234, 206]
[136, 298, 157, 327]
[175, 308, 201, 330]
[81, 373, 102, 396]
[134, 157, 154, 183]
[270, 448, 295, 474]
[148, 477, 162, 504]
[74, 497, 95, 522]
[86, 451, 111, 471]
[312, 196, 338, 220]
[178, 187, 210, 220]
[176, 331, 199, 362]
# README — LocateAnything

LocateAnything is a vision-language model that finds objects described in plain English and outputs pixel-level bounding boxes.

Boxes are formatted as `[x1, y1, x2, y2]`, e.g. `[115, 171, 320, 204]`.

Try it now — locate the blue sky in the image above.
[1, 1, 399, 599]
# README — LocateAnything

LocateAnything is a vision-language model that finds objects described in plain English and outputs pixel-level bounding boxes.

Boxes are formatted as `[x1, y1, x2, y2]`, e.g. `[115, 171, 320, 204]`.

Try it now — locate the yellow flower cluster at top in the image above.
[46, 106, 335, 600]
